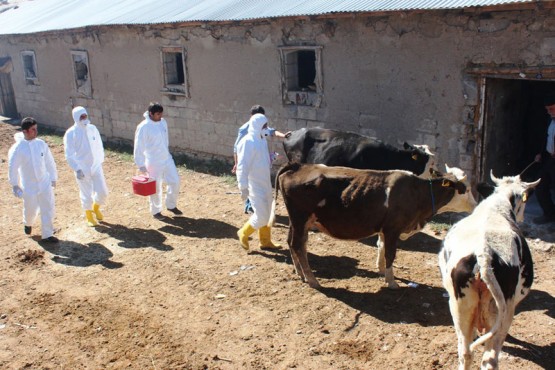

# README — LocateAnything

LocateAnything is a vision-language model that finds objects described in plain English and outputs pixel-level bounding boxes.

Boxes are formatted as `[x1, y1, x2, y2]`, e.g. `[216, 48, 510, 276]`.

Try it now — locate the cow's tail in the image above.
[469, 253, 507, 352]
[268, 162, 301, 227]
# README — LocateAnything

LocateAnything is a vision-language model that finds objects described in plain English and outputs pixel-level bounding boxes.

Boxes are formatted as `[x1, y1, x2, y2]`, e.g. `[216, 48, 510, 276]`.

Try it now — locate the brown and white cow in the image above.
[439, 172, 539, 370]
[275, 162, 477, 289]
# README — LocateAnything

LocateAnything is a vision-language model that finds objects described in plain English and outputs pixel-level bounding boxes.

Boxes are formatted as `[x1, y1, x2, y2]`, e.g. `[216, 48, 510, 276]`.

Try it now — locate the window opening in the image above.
[70, 50, 92, 96]
[161, 47, 189, 96]
[279, 46, 322, 107]
[20, 51, 38, 85]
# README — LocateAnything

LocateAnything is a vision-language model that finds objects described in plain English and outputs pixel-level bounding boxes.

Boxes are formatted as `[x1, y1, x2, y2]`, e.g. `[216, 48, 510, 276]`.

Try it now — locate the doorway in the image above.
[0, 57, 18, 118]
[481, 78, 554, 183]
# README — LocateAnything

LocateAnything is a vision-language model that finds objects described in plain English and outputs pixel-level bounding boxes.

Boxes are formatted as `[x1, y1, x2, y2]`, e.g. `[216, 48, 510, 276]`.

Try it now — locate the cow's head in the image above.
[403, 142, 437, 179]
[436, 165, 477, 214]
[490, 171, 540, 222]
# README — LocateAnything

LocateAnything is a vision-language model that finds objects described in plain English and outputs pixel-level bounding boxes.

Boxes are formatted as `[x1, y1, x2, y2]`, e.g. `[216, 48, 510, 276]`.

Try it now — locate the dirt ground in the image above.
[0, 120, 553, 370]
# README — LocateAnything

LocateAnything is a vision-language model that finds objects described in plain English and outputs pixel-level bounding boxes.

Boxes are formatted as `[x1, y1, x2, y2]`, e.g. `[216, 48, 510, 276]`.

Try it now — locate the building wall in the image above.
[2, 8, 555, 180]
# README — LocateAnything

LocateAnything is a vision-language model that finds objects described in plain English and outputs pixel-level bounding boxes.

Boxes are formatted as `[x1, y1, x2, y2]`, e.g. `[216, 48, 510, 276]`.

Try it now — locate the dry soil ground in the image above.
[0, 120, 553, 369]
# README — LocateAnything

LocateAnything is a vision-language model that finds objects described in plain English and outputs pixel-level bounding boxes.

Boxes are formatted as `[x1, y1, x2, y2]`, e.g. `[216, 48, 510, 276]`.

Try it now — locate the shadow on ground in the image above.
[158, 216, 238, 239]
[253, 248, 452, 326]
[517, 289, 555, 318]
[95, 222, 173, 251]
[38, 239, 123, 268]
[504, 334, 555, 369]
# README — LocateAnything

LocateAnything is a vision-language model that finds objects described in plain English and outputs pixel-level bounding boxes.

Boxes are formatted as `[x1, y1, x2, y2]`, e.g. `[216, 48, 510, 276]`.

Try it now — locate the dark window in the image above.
[297, 51, 316, 89]
[22, 55, 36, 79]
[279, 46, 322, 107]
[163, 52, 185, 85]
[161, 48, 189, 96]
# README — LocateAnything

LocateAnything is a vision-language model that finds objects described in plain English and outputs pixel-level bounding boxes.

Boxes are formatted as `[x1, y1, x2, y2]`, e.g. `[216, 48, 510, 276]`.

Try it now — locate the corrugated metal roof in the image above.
[0, 0, 538, 35]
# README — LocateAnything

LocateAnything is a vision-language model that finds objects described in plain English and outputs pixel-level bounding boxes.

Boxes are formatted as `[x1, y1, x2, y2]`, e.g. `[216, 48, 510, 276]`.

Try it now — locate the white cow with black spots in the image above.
[439, 172, 539, 370]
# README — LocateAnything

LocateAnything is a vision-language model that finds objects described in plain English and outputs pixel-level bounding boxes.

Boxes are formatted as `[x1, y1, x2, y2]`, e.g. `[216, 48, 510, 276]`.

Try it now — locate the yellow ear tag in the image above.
[522, 193, 528, 203]
[412, 154, 418, 160]
[442, 179, 450, 187]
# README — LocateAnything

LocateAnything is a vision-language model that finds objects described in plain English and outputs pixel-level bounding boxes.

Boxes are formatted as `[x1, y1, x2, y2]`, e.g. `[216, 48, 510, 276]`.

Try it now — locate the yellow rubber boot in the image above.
[85, 210, 98, 227]
[259, 226, 281, 249]
[93, 202, 104, 221]
[237, 222, 256, 251]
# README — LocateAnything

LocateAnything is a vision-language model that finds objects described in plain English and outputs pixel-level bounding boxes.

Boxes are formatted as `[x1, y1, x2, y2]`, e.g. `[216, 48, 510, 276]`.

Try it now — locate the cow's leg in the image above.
[383, 233, 400, 289]
[376, 233, 386, 275]
[287, 226, 303, 278]
[289, 215, 320, 288]
[480, 305, 514, 370]
[448, 288, 479, 370]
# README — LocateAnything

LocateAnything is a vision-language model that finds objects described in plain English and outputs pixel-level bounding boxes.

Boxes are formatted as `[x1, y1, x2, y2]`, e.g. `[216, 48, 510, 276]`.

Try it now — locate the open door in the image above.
[0, 57, 18, 118]
[481, 78, 554, 182]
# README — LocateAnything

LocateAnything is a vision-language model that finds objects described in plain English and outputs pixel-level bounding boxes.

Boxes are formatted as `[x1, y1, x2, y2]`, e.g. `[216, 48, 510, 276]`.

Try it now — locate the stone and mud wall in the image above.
[2, 7, 555, 180]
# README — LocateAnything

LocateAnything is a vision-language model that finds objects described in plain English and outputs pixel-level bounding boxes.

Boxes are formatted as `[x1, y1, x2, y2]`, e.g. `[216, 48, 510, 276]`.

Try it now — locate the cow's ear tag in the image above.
[442, 179, 450, 187]
[522, 192, 528, 203]
[412, 154, 418, 160]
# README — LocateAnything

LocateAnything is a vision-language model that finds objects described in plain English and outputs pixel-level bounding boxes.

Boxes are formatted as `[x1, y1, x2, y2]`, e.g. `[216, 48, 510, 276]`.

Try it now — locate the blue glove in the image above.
[244, 198, 254, 214]
[12, 185, 23, 198]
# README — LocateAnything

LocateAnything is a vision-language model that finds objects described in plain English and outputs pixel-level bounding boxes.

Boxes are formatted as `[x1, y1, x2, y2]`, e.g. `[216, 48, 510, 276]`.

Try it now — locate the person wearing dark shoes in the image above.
[167, 207, 182, 215]
[41, 236, 59, 243]
[134, 103, 182, 218]
[9, 117, 58, 242]
[533, 95, 555, 225]
[153, 212, 166, 220]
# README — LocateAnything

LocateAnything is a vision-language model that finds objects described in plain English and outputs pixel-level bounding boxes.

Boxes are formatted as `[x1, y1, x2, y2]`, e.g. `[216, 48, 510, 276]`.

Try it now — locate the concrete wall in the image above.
[2, 8, 555, 181]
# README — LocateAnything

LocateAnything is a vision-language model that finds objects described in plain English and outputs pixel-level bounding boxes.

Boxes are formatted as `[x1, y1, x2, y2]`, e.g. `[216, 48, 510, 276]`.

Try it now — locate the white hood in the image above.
[72, 106, 87, 125]
[247, 113, 268, 139]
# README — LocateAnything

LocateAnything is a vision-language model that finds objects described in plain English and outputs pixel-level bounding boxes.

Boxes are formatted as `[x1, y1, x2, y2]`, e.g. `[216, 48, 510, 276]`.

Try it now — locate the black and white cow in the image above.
[283, 127, 436, 178]
[439, 172, 539, 370]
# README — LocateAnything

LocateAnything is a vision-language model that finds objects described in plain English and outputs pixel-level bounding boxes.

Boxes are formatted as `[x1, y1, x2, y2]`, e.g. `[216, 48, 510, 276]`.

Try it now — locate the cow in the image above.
[275, 162, 477, 289]
[282, 127, 436, 178]
[438, 172, 539, 370]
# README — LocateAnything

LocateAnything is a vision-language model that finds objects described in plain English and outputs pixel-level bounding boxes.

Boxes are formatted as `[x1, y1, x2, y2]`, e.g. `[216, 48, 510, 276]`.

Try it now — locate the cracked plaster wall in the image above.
[2, 8, 555, 180]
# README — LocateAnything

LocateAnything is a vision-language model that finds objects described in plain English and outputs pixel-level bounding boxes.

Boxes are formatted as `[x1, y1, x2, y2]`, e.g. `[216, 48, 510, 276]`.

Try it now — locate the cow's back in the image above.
[279, 163, 390, 218]
[282, 127, 429, 175]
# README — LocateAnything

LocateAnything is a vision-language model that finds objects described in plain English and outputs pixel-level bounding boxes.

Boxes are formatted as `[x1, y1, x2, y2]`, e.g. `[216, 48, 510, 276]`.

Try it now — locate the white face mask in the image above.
[261, 128, 270, 137]
[80, 119, 90, 125]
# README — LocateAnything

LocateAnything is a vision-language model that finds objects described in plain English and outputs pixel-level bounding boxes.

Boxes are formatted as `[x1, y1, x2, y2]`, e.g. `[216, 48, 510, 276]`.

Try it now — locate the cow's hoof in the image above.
[386, 281, 400, 290]
[260, 244, 281, 250]
[308, 281, 321, 289]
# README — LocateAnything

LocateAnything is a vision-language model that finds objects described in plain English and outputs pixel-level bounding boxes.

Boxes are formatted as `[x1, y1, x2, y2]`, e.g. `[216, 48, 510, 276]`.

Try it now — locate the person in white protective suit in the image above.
[232, 104, 290, 215]
[8, 117, 59, 243]
[134, 102, 182, 219]
[236, 113, 280, 250]
[64, 106, 109, 227]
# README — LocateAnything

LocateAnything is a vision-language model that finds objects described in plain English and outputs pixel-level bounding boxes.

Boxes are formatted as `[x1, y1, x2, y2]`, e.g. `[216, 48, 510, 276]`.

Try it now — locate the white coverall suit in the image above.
[236, 114, 273, 228]
[134, 112, 180, 215]
[63, 106, 109, 211]
[8, 133, 58, 239]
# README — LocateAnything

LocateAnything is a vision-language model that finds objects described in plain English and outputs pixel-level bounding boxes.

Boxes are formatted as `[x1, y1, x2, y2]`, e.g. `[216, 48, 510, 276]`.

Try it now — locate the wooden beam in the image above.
[466, 66, 555, 80]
